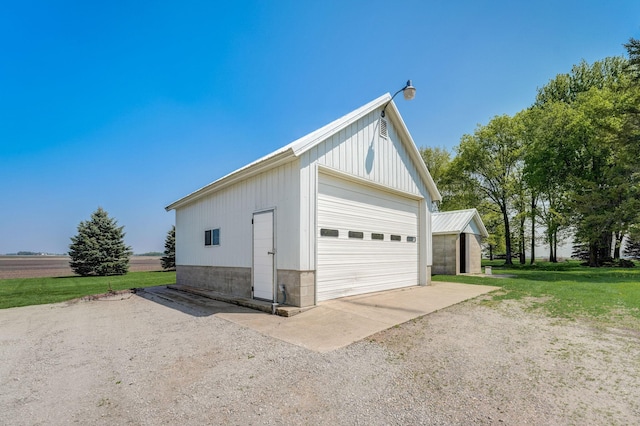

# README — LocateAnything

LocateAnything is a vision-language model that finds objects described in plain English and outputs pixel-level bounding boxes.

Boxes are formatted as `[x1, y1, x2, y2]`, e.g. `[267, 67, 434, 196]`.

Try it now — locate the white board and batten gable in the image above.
[166, 94, 441, 306]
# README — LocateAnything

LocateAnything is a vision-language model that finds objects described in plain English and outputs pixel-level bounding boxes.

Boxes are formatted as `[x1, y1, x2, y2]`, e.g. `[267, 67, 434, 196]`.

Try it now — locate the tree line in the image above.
[422, 37, 640, 267]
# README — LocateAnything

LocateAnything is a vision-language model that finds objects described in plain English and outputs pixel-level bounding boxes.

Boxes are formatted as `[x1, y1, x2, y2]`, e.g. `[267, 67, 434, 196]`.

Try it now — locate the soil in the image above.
[0, 256, 163, 279]
[1, 291, 638, 425]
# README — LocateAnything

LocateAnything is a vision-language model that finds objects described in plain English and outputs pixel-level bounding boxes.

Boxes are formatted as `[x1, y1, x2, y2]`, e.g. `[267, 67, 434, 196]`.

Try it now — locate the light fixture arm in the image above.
[381, 79, 416, 117]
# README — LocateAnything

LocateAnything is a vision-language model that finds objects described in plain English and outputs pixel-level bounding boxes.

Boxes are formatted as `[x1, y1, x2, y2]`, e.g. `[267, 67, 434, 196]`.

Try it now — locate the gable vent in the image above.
[379, 118, 388, 139]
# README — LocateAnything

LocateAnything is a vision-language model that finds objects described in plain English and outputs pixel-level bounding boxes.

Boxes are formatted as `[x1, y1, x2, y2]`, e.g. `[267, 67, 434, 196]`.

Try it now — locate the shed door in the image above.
[316, 174, 419, 302]
[253, 210, 275, 301]
[459, 233, 467, 273]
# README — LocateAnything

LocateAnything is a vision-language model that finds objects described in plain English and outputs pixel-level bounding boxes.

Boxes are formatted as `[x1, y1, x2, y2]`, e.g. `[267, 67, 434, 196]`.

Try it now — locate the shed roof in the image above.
[432, 209, 488, 237]
[166, 94, 441, 211]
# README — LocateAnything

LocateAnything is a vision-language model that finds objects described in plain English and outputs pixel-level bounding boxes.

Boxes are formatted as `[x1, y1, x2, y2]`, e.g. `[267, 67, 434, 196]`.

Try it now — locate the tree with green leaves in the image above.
[522, 102, 577, 262]
[453, 114, 524, 264]
[481, 205, 506, 261]
[420, 145, 484, 211]
[527, 56, 640, 266]
[419, 146, 451, 187]
[420, 145, 501, 259]
[161, 225, 176, 270]
[69, 207, 132, 276]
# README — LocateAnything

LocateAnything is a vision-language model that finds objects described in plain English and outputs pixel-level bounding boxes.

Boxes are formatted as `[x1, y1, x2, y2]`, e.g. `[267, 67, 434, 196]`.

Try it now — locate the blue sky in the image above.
[1, 0, 639, 254]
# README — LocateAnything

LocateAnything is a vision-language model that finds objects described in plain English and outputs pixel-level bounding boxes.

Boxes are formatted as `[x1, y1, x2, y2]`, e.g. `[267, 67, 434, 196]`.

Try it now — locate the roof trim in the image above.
[432, 208, 489, 237]
[166, 93, 441, 211]
[165, 149, 296, 211]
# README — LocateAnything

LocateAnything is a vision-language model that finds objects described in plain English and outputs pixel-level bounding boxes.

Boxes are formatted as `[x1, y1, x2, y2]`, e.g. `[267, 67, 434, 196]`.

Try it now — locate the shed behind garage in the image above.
[432, 209, 488, 275]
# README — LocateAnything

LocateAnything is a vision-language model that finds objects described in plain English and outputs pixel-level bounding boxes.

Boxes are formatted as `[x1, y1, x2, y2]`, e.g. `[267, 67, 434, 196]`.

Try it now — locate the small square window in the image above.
[407, 236, 416, 243]
[205, 228, 220, 246]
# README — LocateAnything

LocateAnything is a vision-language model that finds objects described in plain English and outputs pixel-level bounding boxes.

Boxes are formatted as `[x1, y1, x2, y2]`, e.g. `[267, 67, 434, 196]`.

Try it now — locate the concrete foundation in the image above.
[277, 270, 316, 308]
[177, 265, 316, 308]
[176, 265, 252, 298]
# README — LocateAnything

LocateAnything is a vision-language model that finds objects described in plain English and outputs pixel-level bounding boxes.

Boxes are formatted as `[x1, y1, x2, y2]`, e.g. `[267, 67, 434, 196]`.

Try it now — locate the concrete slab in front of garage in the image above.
[216, 281, 500, 352]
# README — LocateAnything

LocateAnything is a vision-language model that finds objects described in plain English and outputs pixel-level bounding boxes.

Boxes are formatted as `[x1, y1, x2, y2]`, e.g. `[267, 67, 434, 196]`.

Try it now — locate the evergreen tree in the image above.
[571, 241, 590, 261]
[161, 225, 176, 270]
[68, 207, 132, 276]
[624, 232, 640, 260]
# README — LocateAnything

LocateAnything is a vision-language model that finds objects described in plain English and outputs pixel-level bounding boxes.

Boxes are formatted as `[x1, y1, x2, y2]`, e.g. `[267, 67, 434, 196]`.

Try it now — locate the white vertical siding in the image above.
[420, 199, 431, 283]
[301, 112, 430, 197]
[175, 160, 300, 269]
[298, 109, 433, 271]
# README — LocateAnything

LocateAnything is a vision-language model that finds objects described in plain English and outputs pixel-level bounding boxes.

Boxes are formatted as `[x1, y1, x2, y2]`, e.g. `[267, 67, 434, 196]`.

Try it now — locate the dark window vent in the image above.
[320, 228, 339, 237]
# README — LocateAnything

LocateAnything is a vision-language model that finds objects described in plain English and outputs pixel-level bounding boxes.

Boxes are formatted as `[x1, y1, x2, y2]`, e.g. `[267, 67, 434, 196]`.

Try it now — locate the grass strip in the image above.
[0, 271, 176, 309]
[433, 260, 640, 323]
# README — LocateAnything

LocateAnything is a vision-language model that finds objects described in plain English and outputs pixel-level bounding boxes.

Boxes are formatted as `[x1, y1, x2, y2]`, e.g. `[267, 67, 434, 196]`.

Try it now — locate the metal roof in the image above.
[432, 209, 488, 237]
[166, 94, 441, 211]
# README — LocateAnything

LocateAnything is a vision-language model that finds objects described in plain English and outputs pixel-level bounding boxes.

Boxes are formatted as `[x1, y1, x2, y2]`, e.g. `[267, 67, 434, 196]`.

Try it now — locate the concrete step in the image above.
[167, 285, 314, 317]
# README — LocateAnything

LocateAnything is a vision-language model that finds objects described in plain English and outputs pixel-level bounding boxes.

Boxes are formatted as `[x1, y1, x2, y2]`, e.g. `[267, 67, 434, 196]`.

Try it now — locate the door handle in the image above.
[268, 250, 276, 255]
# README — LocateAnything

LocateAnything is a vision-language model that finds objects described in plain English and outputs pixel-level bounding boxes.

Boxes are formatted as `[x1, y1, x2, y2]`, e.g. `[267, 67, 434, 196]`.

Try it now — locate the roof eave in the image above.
[165, 148, 296, 211]
[166, 93, 443, 210]
[289, 93, 392, 156]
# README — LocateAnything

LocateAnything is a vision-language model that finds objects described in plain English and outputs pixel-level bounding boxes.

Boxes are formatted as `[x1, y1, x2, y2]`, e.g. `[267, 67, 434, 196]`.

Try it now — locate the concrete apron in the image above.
[217, 281, 500, 353]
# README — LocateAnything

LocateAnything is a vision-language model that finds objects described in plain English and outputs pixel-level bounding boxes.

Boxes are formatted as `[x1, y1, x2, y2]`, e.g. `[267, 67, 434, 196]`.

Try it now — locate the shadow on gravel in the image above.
[136, 286, 263, 318]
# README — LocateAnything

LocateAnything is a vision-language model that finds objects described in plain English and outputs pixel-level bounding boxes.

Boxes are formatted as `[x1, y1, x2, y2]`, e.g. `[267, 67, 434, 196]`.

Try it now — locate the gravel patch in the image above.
[1, 293, 638, 425]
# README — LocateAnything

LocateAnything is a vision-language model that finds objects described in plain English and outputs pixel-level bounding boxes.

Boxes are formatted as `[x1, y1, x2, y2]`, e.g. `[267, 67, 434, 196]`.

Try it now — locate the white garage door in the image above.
[317, 173, 419, 302]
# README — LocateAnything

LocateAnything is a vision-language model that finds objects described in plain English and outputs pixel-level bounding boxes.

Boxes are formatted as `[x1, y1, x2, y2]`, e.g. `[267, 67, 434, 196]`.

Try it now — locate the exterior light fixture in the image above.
[381, 79, 416, 117]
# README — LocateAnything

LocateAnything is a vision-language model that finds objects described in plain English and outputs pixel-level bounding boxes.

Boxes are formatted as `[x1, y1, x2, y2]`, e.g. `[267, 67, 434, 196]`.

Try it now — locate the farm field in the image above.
[0, 256, 163, 279]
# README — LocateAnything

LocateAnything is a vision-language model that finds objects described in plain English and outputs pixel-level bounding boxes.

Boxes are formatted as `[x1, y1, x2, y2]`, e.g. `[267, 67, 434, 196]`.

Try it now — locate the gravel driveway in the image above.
[1, 291, 638, 425]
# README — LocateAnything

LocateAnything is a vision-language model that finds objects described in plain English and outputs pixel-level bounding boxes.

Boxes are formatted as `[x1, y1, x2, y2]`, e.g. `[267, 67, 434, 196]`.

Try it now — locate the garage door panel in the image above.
[317, 174, 420, 302]
[318, 198, 416, 235]
[318, 266, 417, 282]
[318, 245, 417, 264]
[320, 178, 417, 211]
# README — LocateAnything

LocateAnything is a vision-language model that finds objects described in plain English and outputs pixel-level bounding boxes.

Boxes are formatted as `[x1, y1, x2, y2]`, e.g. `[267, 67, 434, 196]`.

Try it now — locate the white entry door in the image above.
[253, 210, 275, 301]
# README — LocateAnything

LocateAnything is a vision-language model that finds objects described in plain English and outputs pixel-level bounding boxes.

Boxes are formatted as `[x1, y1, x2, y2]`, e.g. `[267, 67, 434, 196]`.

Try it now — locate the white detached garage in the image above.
[166, 94, 441, 308]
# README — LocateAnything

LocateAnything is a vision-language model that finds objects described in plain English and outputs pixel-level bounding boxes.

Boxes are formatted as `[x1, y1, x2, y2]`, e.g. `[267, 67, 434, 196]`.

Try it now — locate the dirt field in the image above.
[0, 291, 638, 425]
[0, 256, 163, 279]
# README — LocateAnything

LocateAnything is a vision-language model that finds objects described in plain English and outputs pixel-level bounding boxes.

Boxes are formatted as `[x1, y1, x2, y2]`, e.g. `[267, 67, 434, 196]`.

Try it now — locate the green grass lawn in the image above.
[433, 260, 640, 326]
[0, 271, 176, 309]
[4, 260, 640, 328]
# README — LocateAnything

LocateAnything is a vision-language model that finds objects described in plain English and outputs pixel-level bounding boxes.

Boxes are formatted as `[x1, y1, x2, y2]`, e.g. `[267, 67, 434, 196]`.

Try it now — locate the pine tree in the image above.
[624, 233, 640, 260]
[571, 241, 589, 261]
[161, 225, 176, 270]
[68, 207, 132, 276]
